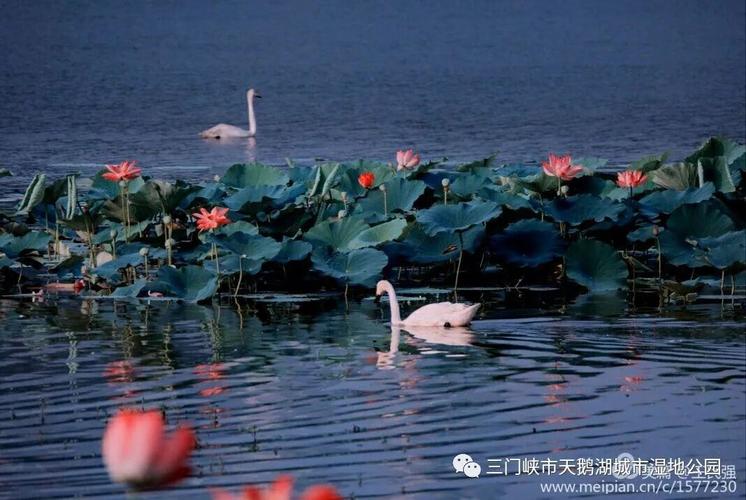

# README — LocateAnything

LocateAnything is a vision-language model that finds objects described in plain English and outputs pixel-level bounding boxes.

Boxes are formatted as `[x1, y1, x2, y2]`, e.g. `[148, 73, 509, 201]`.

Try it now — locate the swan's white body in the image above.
[200, 89, 260, 139]
[375, 280, 480, 327]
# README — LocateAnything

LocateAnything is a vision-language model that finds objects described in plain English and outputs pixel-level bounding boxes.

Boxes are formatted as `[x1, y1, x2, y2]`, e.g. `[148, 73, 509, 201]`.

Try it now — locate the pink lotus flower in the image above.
[102, 409, 195, 489]
[541, 154, 583, 181]
[616, 170, 647, 188]
[358, 171, 375, 189]
[103, 161, 142, 182]
[396, 149, 420, 171]
[211, 475, 342, 500]
[193, 207, 231, 232]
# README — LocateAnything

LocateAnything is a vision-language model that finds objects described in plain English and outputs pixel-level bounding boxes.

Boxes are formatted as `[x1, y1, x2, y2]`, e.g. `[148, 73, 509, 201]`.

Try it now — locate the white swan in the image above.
[200, 88, 261, 139]
[375, 280, 480, 327]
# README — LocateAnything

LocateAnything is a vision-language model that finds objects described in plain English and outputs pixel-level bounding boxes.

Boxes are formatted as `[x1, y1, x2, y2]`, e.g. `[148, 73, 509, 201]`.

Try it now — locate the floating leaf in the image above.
[417, 200, 501, 235]
[545, 194, 625, 225]
[565, 239, 628, 291]
[311, 247, 388, 286]
[220, 163, 289, 188]
[489, 220, 564, 267]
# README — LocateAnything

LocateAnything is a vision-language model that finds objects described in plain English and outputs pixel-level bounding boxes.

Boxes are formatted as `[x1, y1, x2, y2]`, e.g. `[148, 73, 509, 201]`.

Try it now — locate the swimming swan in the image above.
[200, 88, 261, 139]
[375, 280, 480, 327]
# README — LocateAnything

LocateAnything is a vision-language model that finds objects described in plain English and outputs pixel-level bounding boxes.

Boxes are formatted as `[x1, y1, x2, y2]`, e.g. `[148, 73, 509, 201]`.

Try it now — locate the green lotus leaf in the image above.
[545, 194, 625, 225]
[223, 184, 303, 213]
[388, 224, 484, 264]
[627, 225, 657, 243]
[215, 220, 258, 236]
[686, 137, 746, 169]
[448, 174, 492, 199]
[0, 231, 51, 258]
[180, 182, 227, 208]
[417, 200, 501, 235]
[307, 163, 341, 198]
[477, 186, 536, 211]
[0, 255, 15, 269]
[354, 177, 426, 222]
[304, 215, 369, 251]
[501, 171, 558, 194]
[50, 255, 85, 279]
[15, 174, 46, 216]
[630, 152, 668, 172]
[571, 176, 633, 200]
[148, 265, 218, 302]
[94, 252, 143, 281]
[573, 157, 607, 174]
[220, 163, 289, 188]
[348, 218, 408, 250]
[565, 239, 628, 291]
[203, 254, 265, 276]
[638, 183, 715, 214]
[336, 161, 395, 199]
[697, 231, 746, 270]
[697, 157, 735, 193]
[650, 162, 698, 190]
[208, 232, 281, 261]
[456, 155, 497, 174]
[272, 239, 312, 263]
[109, 279, 148, 298]
[660, 201, 736, 267]
[130, 180, 198, 214]
[489, 220, 564, 267]
[90, 170, 145, 199]
[311, 247, 388, 286]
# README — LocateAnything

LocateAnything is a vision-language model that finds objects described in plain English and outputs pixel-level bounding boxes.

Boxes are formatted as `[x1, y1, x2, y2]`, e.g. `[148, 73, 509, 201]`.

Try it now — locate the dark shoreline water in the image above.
[0, 293, 743, 498]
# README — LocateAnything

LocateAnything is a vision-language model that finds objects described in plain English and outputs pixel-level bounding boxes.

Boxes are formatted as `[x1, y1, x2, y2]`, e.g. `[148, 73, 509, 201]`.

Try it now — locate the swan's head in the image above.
[375, 280, 390, 297]
[247, 88, 262, 99]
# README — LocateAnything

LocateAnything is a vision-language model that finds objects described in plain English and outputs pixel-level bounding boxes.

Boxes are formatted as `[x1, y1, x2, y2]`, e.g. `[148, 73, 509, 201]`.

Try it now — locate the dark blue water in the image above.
[0, 294, 744, 499]
[1, 0, 745, 197]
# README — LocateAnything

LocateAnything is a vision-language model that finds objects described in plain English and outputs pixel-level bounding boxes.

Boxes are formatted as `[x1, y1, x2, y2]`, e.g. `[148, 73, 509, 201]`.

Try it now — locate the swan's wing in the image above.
[199, 124, 249, 139]
[403, 302, 480, 326]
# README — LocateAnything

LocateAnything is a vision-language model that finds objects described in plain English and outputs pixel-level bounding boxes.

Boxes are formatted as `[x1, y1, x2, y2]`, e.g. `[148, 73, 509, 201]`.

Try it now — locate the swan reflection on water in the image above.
[376, 325, 475, 369]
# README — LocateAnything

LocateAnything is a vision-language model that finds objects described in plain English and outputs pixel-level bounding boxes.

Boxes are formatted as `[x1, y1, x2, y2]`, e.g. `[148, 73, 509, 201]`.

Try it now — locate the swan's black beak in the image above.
[374, 293, 381, 304]
[255, 93, 262, 99]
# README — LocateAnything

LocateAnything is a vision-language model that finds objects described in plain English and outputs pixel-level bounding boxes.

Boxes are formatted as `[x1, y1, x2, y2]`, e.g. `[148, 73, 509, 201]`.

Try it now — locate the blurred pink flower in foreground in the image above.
[211, 474, 342, 500]
[541, 154, 583, 181]
[102, 409, 195, 489]
[396, 149, 420, 171]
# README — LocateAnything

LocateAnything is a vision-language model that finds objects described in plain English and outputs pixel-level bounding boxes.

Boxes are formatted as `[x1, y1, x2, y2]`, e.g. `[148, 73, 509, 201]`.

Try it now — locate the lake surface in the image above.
[0, 292, 743, 498]
[1, 0, 745, 198]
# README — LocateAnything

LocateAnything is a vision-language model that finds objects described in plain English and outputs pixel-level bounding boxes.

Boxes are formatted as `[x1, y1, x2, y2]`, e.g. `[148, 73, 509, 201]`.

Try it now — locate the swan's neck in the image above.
[384, 283, 402, 325]
[247, 94, 256, 136]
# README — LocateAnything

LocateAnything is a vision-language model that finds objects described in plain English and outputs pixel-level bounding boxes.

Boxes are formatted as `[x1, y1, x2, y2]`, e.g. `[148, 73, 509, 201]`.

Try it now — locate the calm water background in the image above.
[0, 293, 744, 499]
[1, 0, 745, 197]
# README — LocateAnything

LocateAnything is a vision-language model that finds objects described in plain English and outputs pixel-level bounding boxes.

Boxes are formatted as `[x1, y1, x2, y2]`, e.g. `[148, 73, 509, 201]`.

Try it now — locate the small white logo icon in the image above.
[453, 454, 480, 478]
[612, 452, 640, 480]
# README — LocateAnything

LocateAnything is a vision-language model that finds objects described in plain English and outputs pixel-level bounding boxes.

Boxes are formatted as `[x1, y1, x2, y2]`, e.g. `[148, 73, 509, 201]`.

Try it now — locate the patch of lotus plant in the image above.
[1, 139, 744, 304]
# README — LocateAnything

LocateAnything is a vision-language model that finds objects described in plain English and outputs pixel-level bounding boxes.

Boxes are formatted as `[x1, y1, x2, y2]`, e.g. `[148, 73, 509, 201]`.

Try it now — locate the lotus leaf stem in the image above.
[454, 231, 464, 290]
